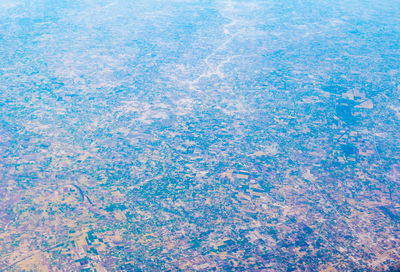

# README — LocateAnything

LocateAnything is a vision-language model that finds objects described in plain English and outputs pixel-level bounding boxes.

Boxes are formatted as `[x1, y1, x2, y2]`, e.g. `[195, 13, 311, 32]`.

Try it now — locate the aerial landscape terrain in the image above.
[1, 0, 400, 271]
